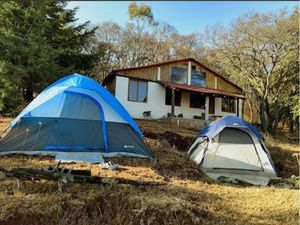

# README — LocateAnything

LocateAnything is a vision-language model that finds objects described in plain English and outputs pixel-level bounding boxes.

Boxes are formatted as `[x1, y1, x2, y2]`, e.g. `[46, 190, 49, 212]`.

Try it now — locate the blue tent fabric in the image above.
[1, 74, 154, 161]
[10, 74, 142, 136]
[198, 116, 263, 141]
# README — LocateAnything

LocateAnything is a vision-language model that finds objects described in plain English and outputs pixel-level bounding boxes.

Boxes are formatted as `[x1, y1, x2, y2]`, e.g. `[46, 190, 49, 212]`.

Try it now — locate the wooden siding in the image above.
[216, 77, 241, 93]
[118, 67, 158, 81]
[116, 59, 242, 94]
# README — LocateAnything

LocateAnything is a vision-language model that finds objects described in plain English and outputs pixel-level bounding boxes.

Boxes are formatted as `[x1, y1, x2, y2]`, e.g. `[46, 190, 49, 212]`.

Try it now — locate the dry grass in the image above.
[0, 118, 10, 134]
[136, 119, 199, 137]
[265, 134, 299, 178]
[0, 118, 299, 225]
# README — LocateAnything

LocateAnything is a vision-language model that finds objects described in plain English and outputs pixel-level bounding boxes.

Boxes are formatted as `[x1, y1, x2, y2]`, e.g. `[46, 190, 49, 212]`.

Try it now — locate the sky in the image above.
[67, 1, 298, 34]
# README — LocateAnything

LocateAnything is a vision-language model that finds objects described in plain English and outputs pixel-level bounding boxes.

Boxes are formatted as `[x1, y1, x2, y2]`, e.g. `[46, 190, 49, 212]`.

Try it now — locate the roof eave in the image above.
[159, 81, 246, 99]
[110, 57, 244, 92]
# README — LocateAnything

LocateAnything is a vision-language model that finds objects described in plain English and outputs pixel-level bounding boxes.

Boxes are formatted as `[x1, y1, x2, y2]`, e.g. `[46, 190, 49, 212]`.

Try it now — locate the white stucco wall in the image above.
[114, 76, 238, 119]
[214, 98, 234, 116]
[214, 98, 243, 118]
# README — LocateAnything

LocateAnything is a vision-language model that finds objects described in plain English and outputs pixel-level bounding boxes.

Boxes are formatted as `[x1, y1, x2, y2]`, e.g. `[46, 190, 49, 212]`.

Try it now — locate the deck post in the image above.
[171, 88, 175, 117]
[241, 99, 244, 119]
[238, 99, 244, 118]
[157, 67, 161, 80]
[236, 99, 239, 117]
[205, 95, 209, 121]
[187, 61, 192, 85]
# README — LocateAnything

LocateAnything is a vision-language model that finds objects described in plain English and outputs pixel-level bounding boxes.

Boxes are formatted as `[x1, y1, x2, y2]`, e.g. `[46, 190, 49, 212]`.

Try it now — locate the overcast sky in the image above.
[67, 1, 298, 34]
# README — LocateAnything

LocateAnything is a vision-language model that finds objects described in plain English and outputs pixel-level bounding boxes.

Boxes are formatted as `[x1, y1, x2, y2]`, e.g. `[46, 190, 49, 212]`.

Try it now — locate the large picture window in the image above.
[222, 98, 236, 113]
[191, 70, 207, 87]
[128, 79, 148, 102]
[171, 67, 188, 84]
[190, 93, 205, 109]
[165, 88, 181, 106]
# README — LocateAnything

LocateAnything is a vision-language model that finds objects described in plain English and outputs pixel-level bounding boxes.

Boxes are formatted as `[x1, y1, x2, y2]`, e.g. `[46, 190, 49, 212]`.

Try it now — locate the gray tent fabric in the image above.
[210, 128, 263, 171]
[188, 118, 277, 186]
[55, 152, 104, 164]
[0, 74, 154, 162]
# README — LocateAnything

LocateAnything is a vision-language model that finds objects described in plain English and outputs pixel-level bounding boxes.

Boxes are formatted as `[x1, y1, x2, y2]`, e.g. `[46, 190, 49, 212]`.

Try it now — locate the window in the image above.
[165, 88, 181, 106]
[222, 98, 236, 113]
[128, 79, 148, 102]
[190, 93, 205, 109]
[171, 67, 188, 84]
[191, 70, 207, 87]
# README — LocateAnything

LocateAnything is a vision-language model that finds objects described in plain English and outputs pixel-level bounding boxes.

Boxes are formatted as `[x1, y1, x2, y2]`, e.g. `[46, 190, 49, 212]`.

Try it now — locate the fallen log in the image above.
[0, 166, 165, 192]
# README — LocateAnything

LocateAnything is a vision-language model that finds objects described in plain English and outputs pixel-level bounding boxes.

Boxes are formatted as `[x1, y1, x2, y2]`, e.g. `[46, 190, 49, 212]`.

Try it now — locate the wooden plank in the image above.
[116, 59, 242, 94]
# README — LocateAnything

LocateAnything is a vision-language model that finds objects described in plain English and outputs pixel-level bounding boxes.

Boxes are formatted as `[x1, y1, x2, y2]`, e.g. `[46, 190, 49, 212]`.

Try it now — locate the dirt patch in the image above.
[144, 131, 195, 151]
[0, 215, 45, 225]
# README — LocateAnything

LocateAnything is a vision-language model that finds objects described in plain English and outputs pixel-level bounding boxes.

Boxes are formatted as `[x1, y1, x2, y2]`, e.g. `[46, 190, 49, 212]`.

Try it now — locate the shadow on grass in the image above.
[0, 180, 219, 225]
[0, 182, 245, 225]
[143, 130, 195, 152]
[268, 145, 299, 178]
[1, 179, 297, 225]
[104, 138, 207, 182]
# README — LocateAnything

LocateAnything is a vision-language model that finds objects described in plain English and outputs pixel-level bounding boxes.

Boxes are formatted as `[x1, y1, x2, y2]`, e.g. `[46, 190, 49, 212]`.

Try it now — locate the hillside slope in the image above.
[0, 118, 299, 225]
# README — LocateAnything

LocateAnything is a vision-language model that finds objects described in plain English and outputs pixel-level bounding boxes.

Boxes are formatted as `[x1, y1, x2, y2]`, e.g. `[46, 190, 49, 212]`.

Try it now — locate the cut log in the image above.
[0, 167, 164, 188]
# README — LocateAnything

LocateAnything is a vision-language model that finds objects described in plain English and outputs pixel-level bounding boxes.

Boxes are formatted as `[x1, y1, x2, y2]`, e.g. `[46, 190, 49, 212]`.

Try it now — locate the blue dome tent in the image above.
[0, 74, 154, 163]
[188, 116, 276, 186]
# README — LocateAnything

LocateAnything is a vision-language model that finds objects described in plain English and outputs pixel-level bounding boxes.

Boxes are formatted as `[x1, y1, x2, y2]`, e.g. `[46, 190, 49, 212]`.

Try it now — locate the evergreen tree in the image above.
[0, 0, 101, 114]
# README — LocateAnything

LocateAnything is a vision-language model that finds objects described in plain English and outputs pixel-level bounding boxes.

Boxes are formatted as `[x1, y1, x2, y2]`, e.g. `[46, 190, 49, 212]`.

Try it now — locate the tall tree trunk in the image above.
[259, 99, 274, 134]
[274, 119, 279, 130]
[260, 101, 269, 133]
[295, 117, 299, 136]
[265, 101, 275, 133]
[171, 88, 175, 117]
[23, 85, 34, 103]
[289, 120, 294, 133]
[282, 120, 285, 129]
[247, 99, 253, 123]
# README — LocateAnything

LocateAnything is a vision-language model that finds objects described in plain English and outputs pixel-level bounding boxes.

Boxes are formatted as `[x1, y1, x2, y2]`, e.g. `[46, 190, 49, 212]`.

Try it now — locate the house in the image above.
[102, 58, 246, 122]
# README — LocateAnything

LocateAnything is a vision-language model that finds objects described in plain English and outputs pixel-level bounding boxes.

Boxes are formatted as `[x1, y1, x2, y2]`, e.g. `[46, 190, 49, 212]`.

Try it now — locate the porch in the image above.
[159, 117, 206, 130]
[158, 81, 246, 122]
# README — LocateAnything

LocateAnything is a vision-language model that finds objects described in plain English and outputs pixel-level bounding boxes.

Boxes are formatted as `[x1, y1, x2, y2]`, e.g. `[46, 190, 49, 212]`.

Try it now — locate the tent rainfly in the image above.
[187, 116, 277, 186]
[0, 74, 154, 163]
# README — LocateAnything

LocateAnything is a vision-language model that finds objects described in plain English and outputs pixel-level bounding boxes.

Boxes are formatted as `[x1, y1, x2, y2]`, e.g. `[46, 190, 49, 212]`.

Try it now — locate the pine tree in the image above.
[0, 0, 101, 114]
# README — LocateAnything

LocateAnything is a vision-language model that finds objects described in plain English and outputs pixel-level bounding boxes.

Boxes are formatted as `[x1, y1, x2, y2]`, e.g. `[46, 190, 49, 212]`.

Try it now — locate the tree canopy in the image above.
[0, 0, 102, 114]
[93, 3, 298, 133]
[128, 1, 154, 23]
[202, 8, 299, 132]
[0, 1, 298, 133]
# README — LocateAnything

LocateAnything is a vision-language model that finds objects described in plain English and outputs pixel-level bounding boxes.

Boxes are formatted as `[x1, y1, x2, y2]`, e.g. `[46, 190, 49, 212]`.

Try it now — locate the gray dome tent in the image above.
[188, 116, 276, 186]
[0, 74, 154, 163]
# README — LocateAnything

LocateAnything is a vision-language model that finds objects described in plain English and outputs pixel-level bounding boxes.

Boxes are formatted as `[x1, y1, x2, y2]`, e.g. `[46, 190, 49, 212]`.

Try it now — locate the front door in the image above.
[209, 96, 215, 114]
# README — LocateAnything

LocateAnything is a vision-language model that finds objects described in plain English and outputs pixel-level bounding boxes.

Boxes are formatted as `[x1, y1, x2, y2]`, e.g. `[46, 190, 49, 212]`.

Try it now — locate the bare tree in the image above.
[203, 9, 299, 133]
